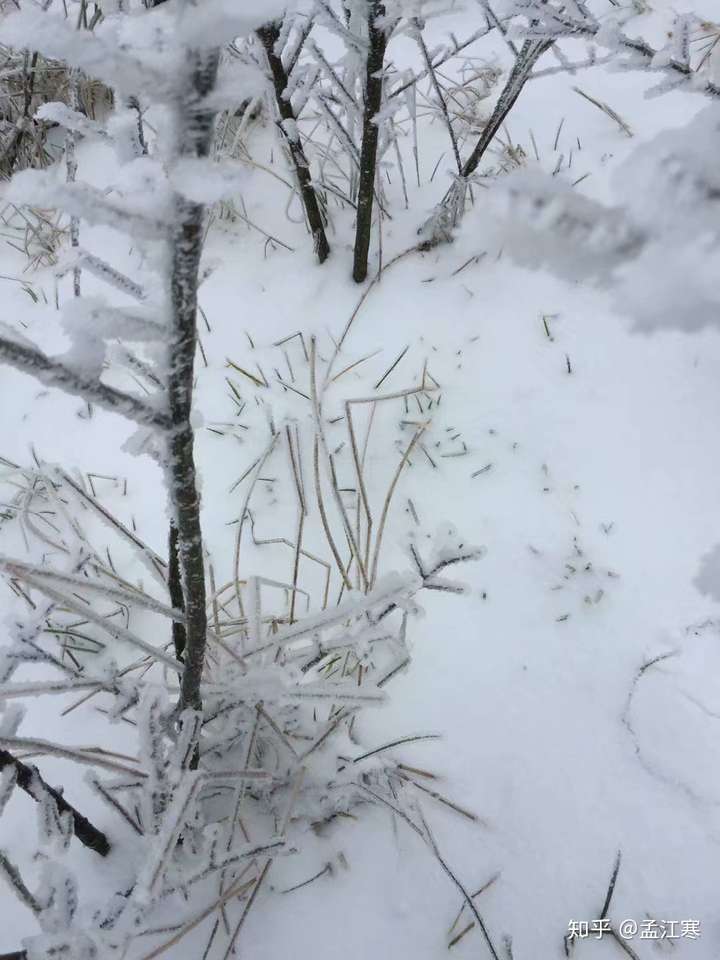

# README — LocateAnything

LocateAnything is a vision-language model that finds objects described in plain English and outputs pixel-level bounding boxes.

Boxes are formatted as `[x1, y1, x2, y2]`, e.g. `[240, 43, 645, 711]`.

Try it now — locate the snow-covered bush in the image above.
[1, 0, 717, 955]
[0, 7, 488, 957]
[0, 395, 482, 957]
[220, 0, 720, 274]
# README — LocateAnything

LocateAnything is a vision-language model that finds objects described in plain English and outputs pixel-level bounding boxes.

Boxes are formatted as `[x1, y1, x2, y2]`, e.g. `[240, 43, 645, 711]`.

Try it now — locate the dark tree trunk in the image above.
[168, 414, 206, 715]
[150, 0, 204, 695]
[167, 50, 220, 715]
[168, 522, 187, 662]
[257, 21, 330, 264]
[148, 0, 205, 696]
[352, 0, 388, 283]
[0, 749, 110, 856]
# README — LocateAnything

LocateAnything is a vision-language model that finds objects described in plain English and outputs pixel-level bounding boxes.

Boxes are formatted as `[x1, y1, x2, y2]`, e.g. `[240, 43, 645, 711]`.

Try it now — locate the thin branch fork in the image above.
[420, 37, 552, 247]
[461, 37, 552, 179]
[412, 19, 462, 173]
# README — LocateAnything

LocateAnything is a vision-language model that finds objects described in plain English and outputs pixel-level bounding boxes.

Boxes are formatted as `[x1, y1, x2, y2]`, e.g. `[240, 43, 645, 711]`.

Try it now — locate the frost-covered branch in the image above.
[257, 18, 330, 263]
[547, 6, 720, 97]
[0, 331, 170, 428]
[387, 22, 496, 100]
[420, 1, 720, 247]
[0, 749, 110, 856]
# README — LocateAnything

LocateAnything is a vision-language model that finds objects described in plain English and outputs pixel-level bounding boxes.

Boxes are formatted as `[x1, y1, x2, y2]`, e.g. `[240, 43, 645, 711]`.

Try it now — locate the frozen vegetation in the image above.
[0, 0, 719, 958]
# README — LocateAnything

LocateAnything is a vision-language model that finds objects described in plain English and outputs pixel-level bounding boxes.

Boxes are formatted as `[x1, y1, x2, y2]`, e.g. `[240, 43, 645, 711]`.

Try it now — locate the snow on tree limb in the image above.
[0, 330, 171, 428]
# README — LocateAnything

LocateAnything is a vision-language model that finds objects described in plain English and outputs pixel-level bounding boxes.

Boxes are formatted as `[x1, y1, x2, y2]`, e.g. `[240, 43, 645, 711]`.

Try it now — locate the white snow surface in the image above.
[1, 1, 720, 958]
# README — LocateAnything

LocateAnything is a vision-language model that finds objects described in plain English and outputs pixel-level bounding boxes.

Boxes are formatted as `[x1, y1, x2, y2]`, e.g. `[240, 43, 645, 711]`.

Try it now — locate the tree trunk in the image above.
[167, 50, 220, 715]
[352, 0, 387, 283]
[168, 522, 187, 661]
[257, 21, 330, 264]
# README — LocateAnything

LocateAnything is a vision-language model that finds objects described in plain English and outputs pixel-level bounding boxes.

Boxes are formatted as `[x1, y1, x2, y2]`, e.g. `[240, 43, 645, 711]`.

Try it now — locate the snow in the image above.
[1, 0, 720, 957]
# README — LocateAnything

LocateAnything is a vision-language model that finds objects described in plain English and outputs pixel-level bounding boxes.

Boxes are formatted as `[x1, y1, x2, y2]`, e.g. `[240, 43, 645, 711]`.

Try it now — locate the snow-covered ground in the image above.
[2, 1, 720, 957]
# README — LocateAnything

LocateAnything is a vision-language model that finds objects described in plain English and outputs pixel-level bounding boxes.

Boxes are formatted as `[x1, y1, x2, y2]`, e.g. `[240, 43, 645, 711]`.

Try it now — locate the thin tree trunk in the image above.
[352, 0, 388, 283]
[168, 522, 187, 662]
[167, 50, 220, 715]
[0, 749, 110, 856]
[257, 21, 330, 264]
[149, 0, 186, 679]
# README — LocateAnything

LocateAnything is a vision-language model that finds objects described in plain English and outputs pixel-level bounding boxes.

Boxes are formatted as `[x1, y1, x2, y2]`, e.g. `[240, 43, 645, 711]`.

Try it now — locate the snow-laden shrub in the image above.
[0, 427, 481, 958]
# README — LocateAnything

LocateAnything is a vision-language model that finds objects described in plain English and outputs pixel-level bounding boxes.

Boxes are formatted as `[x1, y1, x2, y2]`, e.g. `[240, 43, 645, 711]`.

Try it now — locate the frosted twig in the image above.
[0, 735, 145, 778]
[0, 333, 170, 429]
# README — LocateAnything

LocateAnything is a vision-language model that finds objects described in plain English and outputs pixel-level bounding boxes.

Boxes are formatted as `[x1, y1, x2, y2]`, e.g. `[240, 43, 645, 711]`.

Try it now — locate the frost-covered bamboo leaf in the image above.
[61, 298, 167, 346]
[480, 168, 645, 276]
[477, 102, 720, 332]
[132, 770, 201, 903]
[271, 572, 422, 646]
[0, 703, 25, 737]
[31, 773, 75, 854]
[137, 688, 172, 835]
[24, 933, 98, 960]
[0, 848, 42, 914]
[284, 682, 386, 704]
